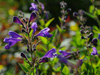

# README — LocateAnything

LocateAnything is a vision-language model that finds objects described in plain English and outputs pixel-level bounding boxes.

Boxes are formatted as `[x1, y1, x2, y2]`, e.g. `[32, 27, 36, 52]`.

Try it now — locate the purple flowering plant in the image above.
[3, 0, 100, 75]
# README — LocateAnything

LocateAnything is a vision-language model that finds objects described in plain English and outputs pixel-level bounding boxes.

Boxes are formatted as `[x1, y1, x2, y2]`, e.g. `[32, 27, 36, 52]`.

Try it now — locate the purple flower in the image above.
[4, 38, 21, 49]
[39, 3, 45, 11]
[31, 22, 38, 34]
[35, 28, 52, 38]
[4, 31, 22, 49]
[13, 16, 23, 25]
[8, 31, 22, 38]
[39, 48, 56, 63]
[59, 50, 71, 57]
[56, 54, 67, 64]
[13, 12, 36, 25]
[98, 34, 100, 40]
[29, 12, 37, 22]
[91, 47, 98, 55]
[29, 3, 38, 11]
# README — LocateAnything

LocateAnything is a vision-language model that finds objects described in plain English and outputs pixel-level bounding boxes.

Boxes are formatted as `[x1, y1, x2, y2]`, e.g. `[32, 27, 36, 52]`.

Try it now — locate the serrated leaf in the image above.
[19, 63, 29, 73]
[45, 18, 54, 27]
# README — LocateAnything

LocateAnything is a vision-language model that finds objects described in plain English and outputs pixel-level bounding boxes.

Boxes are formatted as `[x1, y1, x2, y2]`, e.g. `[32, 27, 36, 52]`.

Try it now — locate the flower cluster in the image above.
[39, 48, 83, 68]
[4, 12, 52, 49]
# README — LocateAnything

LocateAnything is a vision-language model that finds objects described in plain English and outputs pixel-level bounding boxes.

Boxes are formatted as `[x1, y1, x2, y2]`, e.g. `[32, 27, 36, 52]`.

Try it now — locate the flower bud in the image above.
[21, 53, 27, 59]
[73, 12, 78, 17]
[80, 30, 84, 34]
[78, 10, 85, 16]
[80, 25, 84, 29]
[88, 33, 93, 38]
[21, 29, 26, 33]
[67, 8, 71, 13]
[81, 36, 85, 39]
[91, 38, 98, 46]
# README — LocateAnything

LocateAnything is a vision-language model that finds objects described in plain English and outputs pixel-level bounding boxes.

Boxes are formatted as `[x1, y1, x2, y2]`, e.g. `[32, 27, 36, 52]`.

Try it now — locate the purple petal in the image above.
[40, 3, 45, 11]
[98, 34, 100, 40]
[29, 7, 34, 10]
[13, 16, 23, 25]
[8, 31, 22, 38]
[36, 28, 52, 38]
[4, 38, 21, 49]
[59, 50, 71, 57]
[29, 12, 37, 22]
[91, 47, 98, 55]
[29, 3, 38, 11]
[43, 48, 56, 58]
[31, 22, 38, 34]
[4, 45, 10, 49]
[57, 54, 67, 64]
[39, 48, 56, 63]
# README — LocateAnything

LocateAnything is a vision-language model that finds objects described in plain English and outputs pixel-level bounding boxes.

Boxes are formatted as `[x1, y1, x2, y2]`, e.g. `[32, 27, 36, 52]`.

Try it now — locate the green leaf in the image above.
[56, 25, 62, 33]
[39, 19, 45, 26]
[89, 5, 94, 13]
[24, 58, 31, 69]
[40, 45, 47, 51]
[40, 26, 44, 29]
[29, 29, 33, 37]
[58, 17, 63, 22]
[19, 63, 29, 73]
[50, 30, 57, 43]
[45, 18, 54, 27]
[85, 12, 95, 19]
[39, 37, 48, 44]
[62, 66, 69, 75]
[96, 9, 100, 15]
[36, 50, 45, 57]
